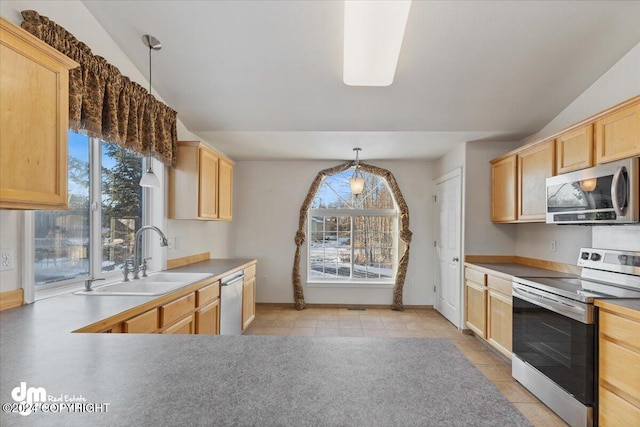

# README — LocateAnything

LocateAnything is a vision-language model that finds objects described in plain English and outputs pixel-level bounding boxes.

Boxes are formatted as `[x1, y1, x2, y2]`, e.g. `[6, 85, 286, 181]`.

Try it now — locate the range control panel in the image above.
[578, 248, 640, 274]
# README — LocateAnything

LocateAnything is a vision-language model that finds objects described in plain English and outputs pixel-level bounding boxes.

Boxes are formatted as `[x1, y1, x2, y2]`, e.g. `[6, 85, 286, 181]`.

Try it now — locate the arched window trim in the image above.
[292, 161, 412, 311]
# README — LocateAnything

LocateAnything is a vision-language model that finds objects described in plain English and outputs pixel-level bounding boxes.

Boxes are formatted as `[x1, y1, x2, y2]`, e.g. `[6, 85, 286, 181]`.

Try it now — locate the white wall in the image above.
[463, 141, 519, 256]
[511, 40, 640, 263]
[232, 160, 434, 305]
[0, 1, 233, 291]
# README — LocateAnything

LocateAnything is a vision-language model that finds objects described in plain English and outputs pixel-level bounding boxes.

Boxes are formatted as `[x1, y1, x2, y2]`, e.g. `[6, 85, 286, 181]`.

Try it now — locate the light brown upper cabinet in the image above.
[490, 154, 517, 222]
[517, 140, 555, 222]
[0, 18, 78, 209]
[218, 157, 233, 221]
[169, 141, 234, 221]
[556, 124, 594, 173]
[595, 102, 640, 164]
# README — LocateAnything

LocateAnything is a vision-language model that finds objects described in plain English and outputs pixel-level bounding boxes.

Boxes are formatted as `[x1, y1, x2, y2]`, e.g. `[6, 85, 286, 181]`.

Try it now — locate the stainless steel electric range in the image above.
[511, 247, 640, 427]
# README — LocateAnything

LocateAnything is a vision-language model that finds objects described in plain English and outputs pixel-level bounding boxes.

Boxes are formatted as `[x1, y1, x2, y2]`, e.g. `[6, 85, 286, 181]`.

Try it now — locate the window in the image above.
[308, 168, 398, 283]
[34, 131, 143, 288]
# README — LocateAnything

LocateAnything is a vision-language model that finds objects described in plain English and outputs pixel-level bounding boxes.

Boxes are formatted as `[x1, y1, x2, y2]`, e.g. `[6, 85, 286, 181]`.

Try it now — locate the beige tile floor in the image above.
[244, 304, 568, 427]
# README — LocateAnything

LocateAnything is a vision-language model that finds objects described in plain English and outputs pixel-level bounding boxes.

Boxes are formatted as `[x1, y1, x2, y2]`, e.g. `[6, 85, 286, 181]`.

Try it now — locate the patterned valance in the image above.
[292, 161, 412, 311]
[20, 10, 177, 166]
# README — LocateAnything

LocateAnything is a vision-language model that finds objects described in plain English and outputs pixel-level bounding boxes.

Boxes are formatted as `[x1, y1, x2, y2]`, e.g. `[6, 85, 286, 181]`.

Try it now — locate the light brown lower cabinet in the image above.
[162, 314, 195, 334]
[90, 278, 220, 335]
[486, 289, 512, 358]
[195, 300, 220, 335]
[242, 276, 256, 330]
[464, 264, 512, 359]
[596, 302, 640, 426]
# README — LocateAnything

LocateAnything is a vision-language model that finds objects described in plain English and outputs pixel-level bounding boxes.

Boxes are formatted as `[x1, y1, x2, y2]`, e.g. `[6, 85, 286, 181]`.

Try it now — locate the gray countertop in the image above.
[465, 262, 578, 279]
[0, 258, 256, 425]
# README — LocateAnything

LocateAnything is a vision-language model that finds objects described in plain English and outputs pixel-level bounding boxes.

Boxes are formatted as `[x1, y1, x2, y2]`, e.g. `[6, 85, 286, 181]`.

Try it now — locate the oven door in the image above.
[512, 291, 595, 405]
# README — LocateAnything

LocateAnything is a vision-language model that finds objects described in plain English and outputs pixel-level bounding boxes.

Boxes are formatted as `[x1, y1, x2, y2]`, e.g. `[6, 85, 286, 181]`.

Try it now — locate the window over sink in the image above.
[307, 168, 398, 285]
[34, 130, 144, 289]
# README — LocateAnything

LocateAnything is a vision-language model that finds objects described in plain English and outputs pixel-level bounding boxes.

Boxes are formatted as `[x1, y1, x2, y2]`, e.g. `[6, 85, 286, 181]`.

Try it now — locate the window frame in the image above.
[26, 132, 153, 300]
[307, 185, 400, 287]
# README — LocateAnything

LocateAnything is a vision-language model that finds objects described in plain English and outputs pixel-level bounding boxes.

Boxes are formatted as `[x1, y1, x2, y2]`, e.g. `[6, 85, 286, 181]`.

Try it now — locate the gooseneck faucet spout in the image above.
[132, 225, 169, 280]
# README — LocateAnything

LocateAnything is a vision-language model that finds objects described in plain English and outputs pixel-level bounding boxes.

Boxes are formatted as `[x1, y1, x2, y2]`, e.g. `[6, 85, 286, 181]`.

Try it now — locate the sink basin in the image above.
[76, 272, 211, 296]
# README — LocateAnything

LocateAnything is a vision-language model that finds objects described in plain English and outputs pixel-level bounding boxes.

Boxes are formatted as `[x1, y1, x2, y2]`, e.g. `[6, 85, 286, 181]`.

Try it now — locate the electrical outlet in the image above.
[1, 248, 15, 271]
[174, 237, 180, 250]
[167, 237, 175, 250]
[550, 240, 557, 252]
[261, 275, 268, 285]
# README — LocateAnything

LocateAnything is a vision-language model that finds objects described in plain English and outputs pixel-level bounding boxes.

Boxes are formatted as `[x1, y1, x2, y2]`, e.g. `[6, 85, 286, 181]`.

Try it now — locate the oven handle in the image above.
[512, 283, 593, 324]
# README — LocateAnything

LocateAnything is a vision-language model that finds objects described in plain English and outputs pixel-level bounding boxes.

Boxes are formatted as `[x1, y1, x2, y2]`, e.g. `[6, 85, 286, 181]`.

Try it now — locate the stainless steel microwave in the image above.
[546, 157, 639, 224]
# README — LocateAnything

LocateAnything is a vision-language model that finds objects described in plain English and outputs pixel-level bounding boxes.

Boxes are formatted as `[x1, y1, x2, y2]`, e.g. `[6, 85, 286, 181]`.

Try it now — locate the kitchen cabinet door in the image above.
[123, 309, 159, 333]
[198, 147, 219, 219]
[517, 140, 555, 222]
[218, 157, 233, 221]
[161, 314, 195, 334]
[595, 102, 640, 164]
[490, 154, 517, 222]
[195, 299, 220, 335]
[0, 18, 78, 209]
[465, 281, 487, 338]
[487, 289, 512, 359]
[242, 276, 256, 330]
[556, 124, 594, 173]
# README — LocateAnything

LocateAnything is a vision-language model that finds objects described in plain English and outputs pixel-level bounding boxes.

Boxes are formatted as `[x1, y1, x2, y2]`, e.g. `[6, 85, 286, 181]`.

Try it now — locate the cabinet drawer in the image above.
[465, 268, 486, 286]
[160, 293, 196, 327]
[244, 264, 256, 280]
[599, 385, 640, 427]
[599, 338, 640, 405]
[599, 310, 640, 351]
[124, 309, 158, 333]
[197, 282, 220, 307]
[488, 275, 512, 296]
[161, 314, 194, 334]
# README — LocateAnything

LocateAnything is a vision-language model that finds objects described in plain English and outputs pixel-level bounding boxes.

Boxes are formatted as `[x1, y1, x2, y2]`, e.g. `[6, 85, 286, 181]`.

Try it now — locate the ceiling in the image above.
[82, 1, 640, 161]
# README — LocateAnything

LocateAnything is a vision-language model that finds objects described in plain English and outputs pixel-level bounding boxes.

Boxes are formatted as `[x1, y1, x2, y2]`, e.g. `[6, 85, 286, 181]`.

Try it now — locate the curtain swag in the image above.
[21, 10, 178, 166]
[292, 161, 412, 311]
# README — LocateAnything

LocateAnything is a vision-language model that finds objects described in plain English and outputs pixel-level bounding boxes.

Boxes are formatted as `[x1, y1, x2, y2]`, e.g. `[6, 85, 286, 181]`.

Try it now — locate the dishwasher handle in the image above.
[221, 274, 244, 286]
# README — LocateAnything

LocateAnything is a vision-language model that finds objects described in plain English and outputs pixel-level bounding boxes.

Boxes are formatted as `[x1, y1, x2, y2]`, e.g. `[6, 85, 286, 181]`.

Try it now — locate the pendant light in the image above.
[350, 148, 365, 195]
[139, 34, 162, 188]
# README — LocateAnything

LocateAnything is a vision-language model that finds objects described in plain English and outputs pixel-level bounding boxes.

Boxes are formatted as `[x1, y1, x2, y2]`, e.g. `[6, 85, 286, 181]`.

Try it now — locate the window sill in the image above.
[306, 281, 395, 289]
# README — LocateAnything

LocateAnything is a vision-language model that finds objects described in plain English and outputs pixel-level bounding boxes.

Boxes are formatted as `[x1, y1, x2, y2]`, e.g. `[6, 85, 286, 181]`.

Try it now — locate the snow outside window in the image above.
[307, 168, 398, 284]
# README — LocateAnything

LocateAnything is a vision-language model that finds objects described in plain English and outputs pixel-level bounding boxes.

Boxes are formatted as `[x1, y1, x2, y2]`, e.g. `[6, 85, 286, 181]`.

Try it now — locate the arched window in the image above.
[308, 167, 398, 283]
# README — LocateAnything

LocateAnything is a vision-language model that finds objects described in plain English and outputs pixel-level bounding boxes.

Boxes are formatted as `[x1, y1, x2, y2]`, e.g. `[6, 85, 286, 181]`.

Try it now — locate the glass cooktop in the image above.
[513, 276, 640, 303]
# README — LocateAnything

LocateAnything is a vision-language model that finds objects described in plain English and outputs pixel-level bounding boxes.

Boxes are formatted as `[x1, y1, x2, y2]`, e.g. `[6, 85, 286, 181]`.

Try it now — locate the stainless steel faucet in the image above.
[131, 225, 169, 280]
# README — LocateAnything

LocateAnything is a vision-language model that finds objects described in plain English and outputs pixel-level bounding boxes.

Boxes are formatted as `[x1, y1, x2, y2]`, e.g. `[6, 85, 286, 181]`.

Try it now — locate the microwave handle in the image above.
[611, 166, 627, 217]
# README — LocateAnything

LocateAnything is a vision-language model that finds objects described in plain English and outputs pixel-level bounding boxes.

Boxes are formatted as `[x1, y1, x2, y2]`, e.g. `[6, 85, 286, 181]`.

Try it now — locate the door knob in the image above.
[452, 257, 459, 262]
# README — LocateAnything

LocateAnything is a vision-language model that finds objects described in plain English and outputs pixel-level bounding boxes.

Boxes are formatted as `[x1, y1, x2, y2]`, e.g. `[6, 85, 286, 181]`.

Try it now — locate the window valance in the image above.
[20, 10, 177, 166]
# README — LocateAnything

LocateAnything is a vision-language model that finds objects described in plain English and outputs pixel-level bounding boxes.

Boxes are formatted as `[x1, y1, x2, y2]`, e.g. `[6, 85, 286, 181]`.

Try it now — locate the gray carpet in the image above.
[191, 336, 532, 427]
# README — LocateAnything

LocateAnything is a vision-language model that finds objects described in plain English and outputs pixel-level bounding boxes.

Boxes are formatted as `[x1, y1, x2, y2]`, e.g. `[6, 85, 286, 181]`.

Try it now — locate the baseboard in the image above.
[256, 302, 434, 310]
[0, 288, 24, 311]
[167, 252, 210, 269]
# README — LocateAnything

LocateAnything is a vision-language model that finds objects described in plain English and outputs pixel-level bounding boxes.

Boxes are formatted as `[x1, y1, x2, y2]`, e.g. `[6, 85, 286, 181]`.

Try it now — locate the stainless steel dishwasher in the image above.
[220, 271, 245, 335]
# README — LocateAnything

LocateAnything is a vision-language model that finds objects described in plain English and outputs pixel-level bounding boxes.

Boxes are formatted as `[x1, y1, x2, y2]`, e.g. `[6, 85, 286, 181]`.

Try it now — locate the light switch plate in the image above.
[1, 248, 15, 271]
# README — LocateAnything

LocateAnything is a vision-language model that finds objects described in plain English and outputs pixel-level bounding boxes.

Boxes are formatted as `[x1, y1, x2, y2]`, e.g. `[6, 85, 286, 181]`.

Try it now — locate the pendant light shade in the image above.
[139, 34, 162, 188]
[350, 148, 365, 195]
[140, 165, 160, 188]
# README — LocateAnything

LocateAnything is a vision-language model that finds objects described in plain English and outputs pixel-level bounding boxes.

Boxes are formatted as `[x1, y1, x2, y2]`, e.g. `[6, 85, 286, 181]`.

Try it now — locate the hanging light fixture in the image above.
[139, 34, 162, 188]
[350, 148, 365, 195]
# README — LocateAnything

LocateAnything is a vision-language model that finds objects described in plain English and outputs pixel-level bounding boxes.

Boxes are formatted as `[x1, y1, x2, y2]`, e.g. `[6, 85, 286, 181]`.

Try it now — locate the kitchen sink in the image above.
[75, 272, 211, 296]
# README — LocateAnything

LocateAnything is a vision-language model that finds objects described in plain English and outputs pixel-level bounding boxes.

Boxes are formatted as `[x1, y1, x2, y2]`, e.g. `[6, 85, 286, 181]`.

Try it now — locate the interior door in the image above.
[434, 169, 462, 328]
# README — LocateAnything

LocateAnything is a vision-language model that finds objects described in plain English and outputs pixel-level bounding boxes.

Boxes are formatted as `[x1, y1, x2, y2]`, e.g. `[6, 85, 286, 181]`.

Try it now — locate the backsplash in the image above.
[592, 225, 640, 251]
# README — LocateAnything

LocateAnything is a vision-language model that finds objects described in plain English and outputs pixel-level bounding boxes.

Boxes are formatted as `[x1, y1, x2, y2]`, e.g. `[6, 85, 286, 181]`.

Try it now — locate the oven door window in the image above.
[513, 296, 594, 405]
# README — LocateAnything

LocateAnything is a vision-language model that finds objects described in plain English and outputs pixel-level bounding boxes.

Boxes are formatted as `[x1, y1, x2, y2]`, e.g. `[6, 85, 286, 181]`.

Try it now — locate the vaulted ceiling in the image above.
[82, 0, 640, 160]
